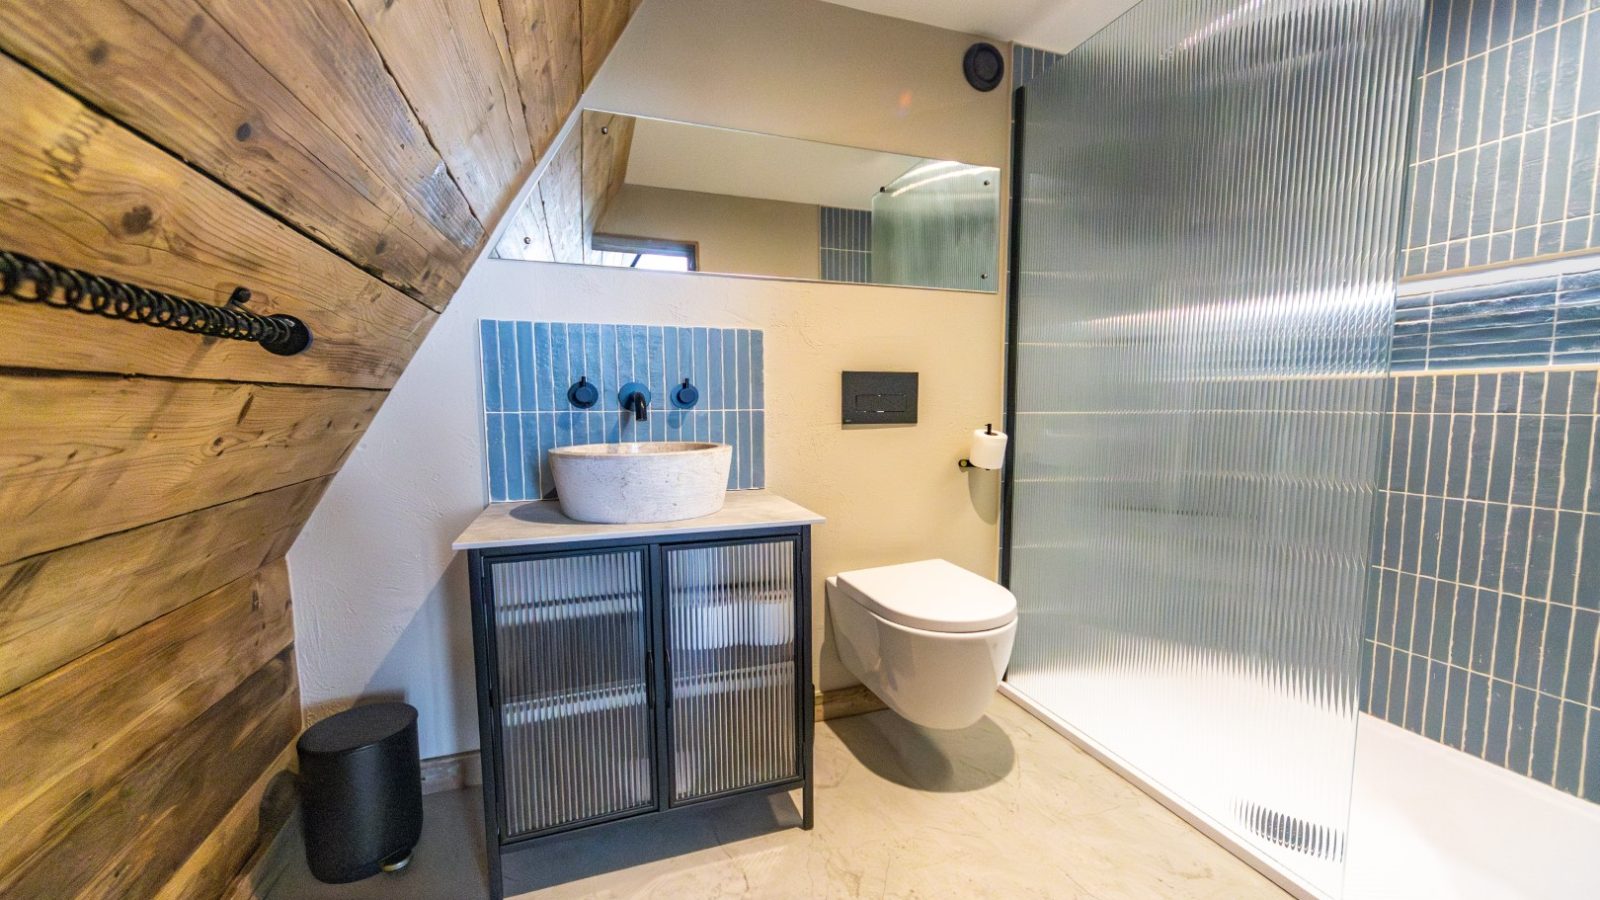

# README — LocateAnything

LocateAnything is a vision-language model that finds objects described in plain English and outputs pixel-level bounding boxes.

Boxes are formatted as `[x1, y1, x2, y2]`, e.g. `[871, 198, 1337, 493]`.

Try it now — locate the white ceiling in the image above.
[622, 116, 928, 210]
[818, 0, 1142, 56]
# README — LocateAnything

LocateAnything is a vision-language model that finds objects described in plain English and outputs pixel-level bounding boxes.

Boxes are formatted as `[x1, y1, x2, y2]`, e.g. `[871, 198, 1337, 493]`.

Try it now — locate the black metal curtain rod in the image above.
[0, 249, 312, 356]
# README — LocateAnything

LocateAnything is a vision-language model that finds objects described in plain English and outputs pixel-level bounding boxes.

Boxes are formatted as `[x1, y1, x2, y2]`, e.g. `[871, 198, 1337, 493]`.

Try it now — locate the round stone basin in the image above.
[548, 442, 732, 524]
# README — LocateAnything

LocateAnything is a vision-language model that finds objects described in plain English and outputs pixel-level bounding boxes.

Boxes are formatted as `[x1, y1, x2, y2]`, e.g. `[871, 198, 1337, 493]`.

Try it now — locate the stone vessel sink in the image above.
[548, 442, 732, 524]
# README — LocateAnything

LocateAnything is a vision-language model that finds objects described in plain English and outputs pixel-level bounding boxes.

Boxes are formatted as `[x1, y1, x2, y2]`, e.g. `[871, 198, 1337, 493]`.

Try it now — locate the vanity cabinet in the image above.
[459, 498, 817, 900]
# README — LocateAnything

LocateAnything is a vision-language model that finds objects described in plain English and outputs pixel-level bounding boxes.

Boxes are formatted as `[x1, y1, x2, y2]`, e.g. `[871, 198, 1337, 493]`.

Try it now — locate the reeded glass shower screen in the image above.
[1005, 1, 1420, 895]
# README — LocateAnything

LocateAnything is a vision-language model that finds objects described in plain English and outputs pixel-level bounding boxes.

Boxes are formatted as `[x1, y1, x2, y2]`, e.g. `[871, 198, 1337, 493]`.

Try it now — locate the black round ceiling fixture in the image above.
[963, 42, 1005, 92]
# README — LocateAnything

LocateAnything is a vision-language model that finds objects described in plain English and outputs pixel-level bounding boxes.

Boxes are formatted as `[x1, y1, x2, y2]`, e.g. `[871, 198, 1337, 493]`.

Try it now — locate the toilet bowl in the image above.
[826, 559, 1017, 730]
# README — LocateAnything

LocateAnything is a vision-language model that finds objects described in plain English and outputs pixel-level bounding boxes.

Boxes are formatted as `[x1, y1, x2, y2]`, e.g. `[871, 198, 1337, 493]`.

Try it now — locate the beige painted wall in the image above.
[599, 184, 821, 280]
[289, 0, 1010, 757]
[589, 0, 1008, 165]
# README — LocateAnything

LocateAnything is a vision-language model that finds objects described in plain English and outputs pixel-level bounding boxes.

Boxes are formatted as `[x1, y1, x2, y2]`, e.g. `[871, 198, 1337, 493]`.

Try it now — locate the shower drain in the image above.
[1234, 800, 1346, 861]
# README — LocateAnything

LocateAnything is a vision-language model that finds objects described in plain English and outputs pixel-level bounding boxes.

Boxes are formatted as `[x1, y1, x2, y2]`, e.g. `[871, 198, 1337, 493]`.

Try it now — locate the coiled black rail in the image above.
[0, 249, 312, 356]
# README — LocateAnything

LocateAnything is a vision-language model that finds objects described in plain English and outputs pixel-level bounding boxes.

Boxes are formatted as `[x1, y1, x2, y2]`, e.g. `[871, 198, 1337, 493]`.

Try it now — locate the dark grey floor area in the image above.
[257, 784, 796, 899]
[259, 788, 492, 900]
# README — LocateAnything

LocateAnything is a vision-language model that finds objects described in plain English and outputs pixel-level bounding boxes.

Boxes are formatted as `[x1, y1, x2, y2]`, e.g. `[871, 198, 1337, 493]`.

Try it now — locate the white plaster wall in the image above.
[289, 0, 1009, 758]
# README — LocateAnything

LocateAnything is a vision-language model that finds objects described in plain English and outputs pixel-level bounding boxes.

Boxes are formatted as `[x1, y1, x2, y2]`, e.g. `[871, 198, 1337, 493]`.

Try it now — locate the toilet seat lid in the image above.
[835, 559, 1017, 633]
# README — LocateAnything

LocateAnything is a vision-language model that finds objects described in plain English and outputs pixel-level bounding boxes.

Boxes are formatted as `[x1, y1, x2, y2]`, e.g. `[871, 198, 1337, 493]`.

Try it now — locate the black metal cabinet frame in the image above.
[468, 525, 814, 899]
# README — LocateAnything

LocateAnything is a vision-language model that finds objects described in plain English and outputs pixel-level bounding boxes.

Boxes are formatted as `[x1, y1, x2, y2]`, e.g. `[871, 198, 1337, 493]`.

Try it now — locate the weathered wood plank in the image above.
[0, 563, 295, 889]
[0, 55, 437, 388]
[350, 0, 531, 221]
[499, 0, 584, 160]
[0, 478, 328, 696]
[82, 655, 298, 900]
[0, 0, 480, 301]
[494, 190, 558, 261]
[540, 129, 587, 263]
[580, 0, 644, 86]
[154, 742, 297, 900]
[2, 648, 300, 899]
[581, 109, 634, 262]
[0, 374, 382, 564]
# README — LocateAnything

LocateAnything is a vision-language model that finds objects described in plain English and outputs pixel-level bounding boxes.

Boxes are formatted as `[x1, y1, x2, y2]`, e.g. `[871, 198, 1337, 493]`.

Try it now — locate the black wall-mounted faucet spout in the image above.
[618, 382, 651, 422]
[625, 391, 649, 422]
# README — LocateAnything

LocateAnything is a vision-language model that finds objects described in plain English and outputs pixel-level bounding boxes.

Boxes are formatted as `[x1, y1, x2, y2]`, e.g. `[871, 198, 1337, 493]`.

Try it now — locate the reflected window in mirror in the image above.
[592, 234, 698, 272]
[491, 110, 1000, 294]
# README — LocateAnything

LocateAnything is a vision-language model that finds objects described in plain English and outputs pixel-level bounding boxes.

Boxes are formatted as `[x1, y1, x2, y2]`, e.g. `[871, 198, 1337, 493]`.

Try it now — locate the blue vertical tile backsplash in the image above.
[479, 321, 765, 502]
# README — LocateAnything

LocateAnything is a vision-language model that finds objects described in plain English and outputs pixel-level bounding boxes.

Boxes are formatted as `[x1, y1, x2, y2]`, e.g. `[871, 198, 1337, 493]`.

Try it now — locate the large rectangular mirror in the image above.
[492, 110, 1001, 293]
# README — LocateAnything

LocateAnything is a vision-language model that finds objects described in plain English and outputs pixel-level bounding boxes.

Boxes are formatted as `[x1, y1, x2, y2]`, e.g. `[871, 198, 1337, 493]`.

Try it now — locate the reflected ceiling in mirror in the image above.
[491, 111, 1001, 293]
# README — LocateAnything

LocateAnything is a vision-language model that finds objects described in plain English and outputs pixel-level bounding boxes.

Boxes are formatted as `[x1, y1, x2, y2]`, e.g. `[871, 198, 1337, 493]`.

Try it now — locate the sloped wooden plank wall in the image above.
[0, 1, 640, 896]
[492, 108, 635, 264]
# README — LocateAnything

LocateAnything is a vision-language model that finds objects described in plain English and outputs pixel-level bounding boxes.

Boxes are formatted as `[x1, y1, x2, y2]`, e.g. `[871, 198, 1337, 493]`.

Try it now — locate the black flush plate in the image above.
[841, 371, 918, 425]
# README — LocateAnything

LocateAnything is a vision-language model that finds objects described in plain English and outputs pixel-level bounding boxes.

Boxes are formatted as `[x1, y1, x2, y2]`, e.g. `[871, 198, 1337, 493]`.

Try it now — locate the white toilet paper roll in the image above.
[967, 427, 1008, 470]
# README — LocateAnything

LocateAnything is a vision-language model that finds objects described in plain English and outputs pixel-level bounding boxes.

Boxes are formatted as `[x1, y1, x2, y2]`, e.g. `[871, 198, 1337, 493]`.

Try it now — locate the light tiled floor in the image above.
[263, 696, 1285, 899]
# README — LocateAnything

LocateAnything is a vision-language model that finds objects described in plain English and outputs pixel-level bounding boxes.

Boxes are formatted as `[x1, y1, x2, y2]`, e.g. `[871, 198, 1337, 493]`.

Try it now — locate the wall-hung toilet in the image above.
[827, 559, 1017, 730]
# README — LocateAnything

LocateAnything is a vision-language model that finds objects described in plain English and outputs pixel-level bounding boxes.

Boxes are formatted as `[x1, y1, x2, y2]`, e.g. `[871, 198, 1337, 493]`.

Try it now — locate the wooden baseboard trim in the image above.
[814, 684, 885, 721]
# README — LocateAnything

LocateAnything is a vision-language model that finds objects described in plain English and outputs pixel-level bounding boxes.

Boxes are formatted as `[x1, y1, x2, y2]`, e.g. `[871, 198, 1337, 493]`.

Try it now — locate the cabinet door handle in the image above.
[659, 646, 672, 704]
[645, 650, 655, 708]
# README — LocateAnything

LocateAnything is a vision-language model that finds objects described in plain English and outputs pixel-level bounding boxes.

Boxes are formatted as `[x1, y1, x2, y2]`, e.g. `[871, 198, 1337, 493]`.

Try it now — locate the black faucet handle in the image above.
[568, 376, 600, 409]
[672, 379, 700, 409]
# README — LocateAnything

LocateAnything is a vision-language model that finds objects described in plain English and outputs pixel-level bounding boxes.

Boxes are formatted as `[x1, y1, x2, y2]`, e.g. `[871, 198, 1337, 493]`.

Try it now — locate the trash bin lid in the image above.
[298, 702, 417, 757]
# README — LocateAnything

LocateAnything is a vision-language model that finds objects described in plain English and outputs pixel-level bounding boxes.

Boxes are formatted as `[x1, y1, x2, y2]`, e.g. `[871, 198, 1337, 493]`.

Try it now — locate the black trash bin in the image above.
[296, 702, 423, 883]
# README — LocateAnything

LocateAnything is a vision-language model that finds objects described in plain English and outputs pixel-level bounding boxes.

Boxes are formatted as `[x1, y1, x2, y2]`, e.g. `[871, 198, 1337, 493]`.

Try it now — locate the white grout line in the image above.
[1419, 7, 1597, 81]
[1399, 378, 1437, 726]
[1578, 374, 1600, 796]
[1419, 377, 1459, 735]
[1505, 373, 1551, 775]
[1418, 207, 1575, 266]
[1475, 371, 1510, 755]
[1537, 373, 1576, 777]
[1372, 377, 1404, 711]
[1442, 375, 1478, 744]
[1374, 639, 1598, 716]
[1367, 561, 1595, 609]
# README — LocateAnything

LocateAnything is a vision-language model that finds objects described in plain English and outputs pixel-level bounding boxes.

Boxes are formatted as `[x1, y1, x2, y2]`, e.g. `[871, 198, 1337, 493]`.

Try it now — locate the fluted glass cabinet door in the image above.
[488, 549, 654, 837]
[665, 539, 800, 803]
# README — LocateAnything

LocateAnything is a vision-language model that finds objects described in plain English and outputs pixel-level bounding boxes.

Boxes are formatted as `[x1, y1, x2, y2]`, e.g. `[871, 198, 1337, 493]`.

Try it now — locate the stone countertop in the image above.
[452, 490, 824, 550]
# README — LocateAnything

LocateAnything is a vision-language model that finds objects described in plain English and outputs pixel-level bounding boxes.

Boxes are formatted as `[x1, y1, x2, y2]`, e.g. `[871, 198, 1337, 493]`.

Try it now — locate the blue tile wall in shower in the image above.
[1368, 0, 1600, 807]
[819, 206, 871, 284]
[1402, 0, 1600, 277]
[479, 321, 765, 502]
[1363, 369, 1600, 802]
[1394, 265, 1600, 371]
